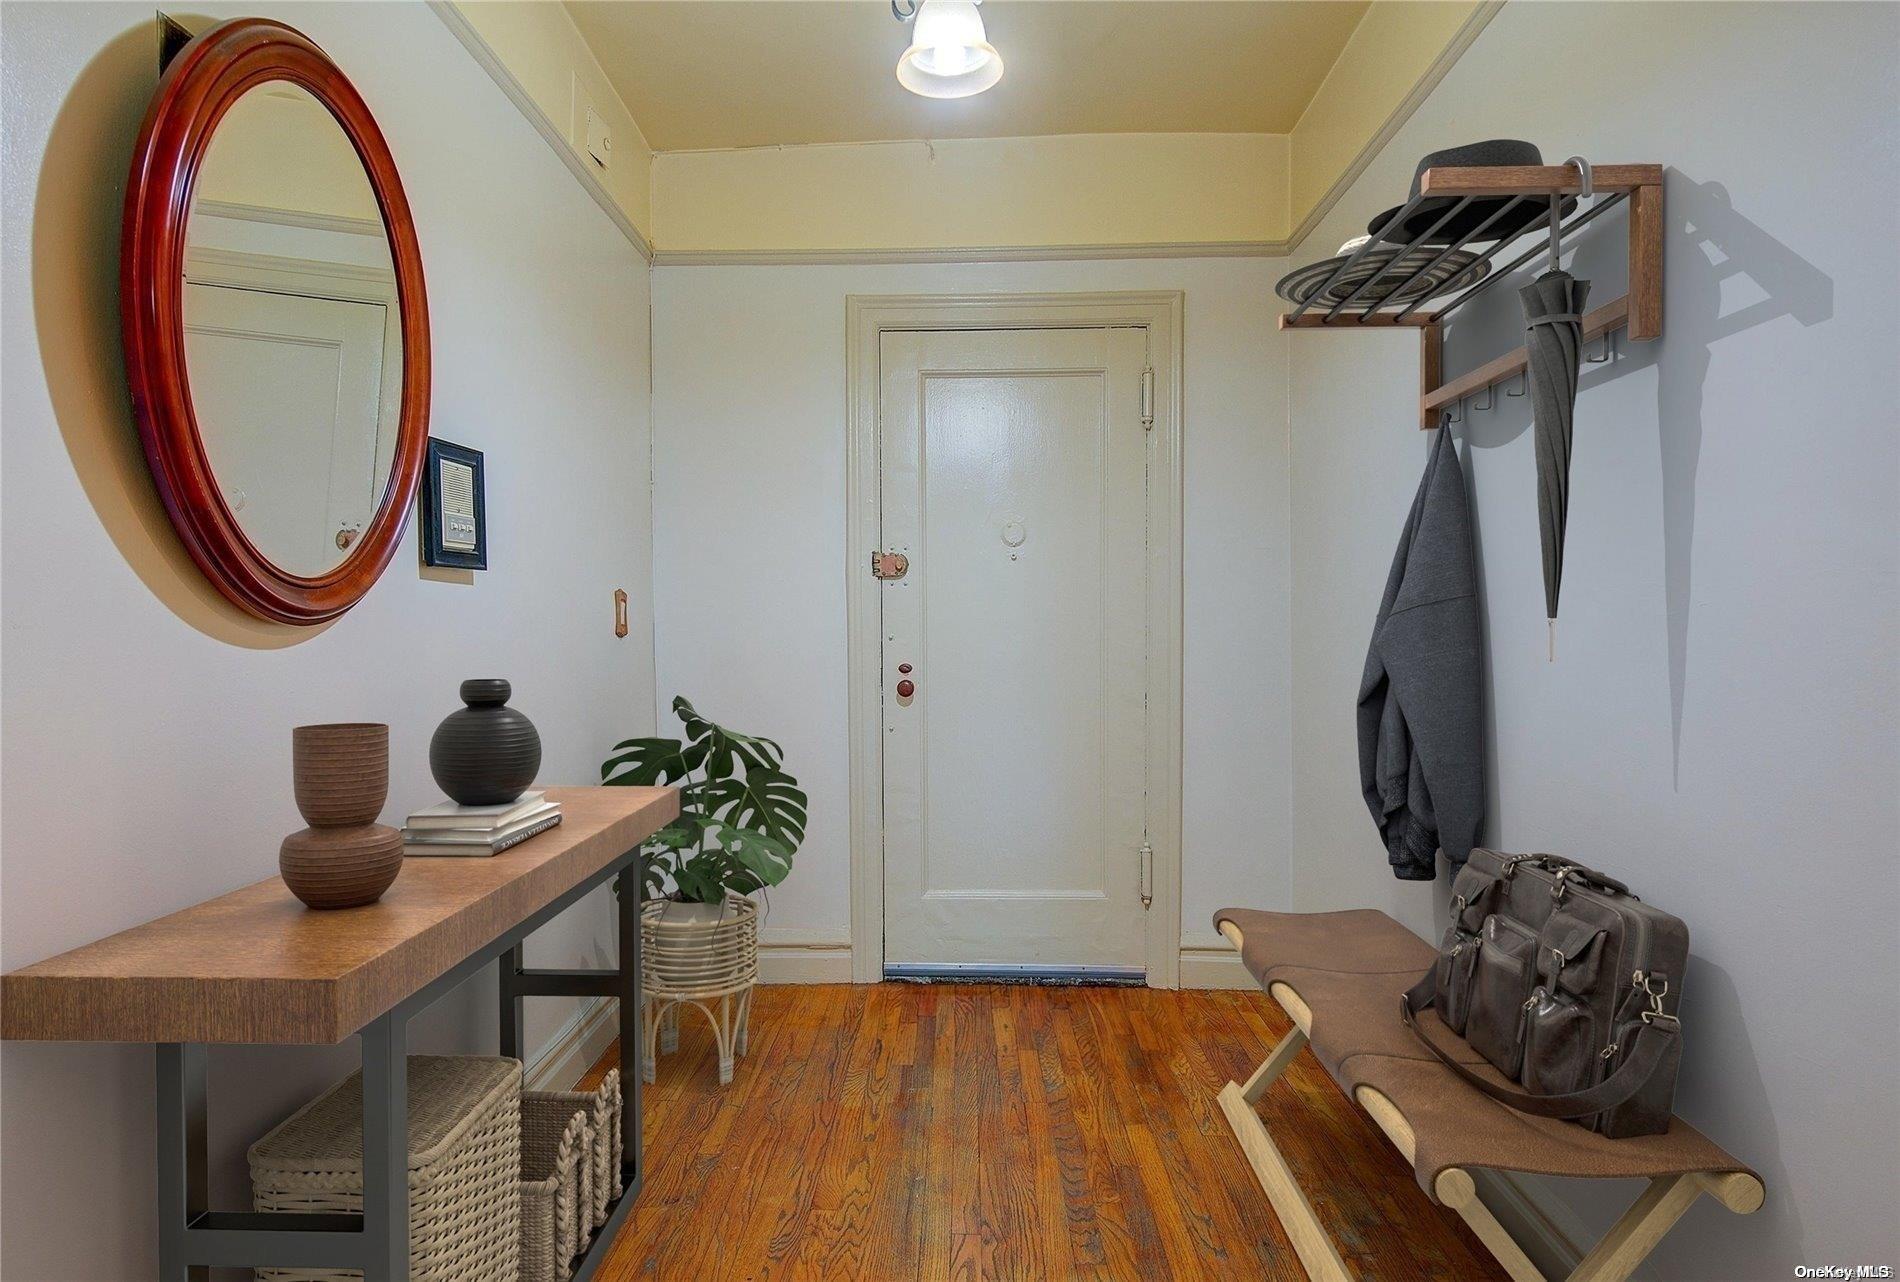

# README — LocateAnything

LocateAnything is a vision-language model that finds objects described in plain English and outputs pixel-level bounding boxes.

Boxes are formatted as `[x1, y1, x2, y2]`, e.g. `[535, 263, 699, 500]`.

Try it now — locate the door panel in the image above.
[183, 282, 390, 575]
[880, 327, 1148, 970]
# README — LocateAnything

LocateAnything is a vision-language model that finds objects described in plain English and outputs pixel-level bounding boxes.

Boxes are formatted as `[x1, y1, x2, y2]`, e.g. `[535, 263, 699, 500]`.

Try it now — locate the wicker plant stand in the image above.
[640, 896, 758, 1086]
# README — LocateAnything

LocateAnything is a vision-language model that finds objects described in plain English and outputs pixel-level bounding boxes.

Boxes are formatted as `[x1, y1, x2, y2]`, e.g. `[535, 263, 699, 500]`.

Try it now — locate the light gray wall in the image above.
[0, 4, 655, 1277]
[650, 259, 1291, 971]
[1287, 2, 1897, 1275]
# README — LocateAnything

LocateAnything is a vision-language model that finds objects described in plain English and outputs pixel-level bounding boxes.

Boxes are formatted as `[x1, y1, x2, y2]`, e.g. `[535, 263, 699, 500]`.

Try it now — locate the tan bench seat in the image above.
[1211, 907, 1763, 1282]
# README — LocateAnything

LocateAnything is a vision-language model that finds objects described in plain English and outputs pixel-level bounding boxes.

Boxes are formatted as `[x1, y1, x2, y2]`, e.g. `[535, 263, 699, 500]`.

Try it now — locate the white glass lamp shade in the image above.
[896, 0, 1003, 99]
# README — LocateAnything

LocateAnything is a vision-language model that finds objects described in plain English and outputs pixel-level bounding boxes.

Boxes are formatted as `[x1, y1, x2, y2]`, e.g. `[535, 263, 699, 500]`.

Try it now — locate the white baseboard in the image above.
[756, 929, 855, 984]
[1178, 945, 1255, 989]
[758, 942, 854, 984]
[1475, 1169, 1592, 1279]
[524, 996, 620, 1092]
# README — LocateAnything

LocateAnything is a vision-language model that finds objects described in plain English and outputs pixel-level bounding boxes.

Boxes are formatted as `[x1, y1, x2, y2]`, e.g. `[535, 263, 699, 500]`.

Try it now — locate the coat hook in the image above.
[1474, 383, 1495, 413]
[1505, 370, 1526, 397]
[1586, 331, 1615, 364]
[1447, 397, 1464, 424]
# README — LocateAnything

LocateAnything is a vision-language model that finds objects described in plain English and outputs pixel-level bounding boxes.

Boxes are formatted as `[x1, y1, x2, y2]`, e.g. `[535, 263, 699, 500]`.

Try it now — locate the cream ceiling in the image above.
[564, 1, 1372, 151]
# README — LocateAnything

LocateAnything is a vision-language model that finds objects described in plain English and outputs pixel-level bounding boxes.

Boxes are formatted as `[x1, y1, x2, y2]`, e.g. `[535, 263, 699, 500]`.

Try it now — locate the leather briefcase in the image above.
[1403, 849, 1686, 1138]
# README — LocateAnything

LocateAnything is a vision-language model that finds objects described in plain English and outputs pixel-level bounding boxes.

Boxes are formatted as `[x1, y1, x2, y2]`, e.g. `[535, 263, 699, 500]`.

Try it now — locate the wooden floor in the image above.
[581, 983, 1510, 1280]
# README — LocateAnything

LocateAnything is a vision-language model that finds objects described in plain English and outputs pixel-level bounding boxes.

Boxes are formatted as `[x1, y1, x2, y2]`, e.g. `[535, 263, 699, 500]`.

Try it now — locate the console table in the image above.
[0, 784, 677, 1282]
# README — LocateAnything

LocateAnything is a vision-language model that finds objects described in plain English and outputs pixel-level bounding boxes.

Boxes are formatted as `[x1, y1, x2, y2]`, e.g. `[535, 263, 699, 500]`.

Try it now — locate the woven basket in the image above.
[519, 1104, 589, 1282]
[248, 1056, 521, 1282]
[523, 1068, 622, 1236]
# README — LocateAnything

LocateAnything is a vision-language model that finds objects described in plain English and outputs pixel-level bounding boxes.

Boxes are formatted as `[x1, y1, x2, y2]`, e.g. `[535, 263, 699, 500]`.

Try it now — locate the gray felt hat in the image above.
[1367, 139, 1577, 246]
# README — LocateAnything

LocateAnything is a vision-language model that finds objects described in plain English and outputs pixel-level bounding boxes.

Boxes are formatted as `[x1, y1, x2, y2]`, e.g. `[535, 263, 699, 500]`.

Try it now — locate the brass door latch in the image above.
[871, 551, 909, 580]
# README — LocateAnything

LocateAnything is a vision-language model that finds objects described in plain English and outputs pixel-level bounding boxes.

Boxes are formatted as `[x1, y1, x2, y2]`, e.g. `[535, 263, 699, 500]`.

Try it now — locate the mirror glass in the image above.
[183, 80, 401, 578]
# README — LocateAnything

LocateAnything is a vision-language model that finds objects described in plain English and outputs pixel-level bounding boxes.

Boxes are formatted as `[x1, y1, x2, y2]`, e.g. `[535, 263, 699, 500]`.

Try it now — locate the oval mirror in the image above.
[124, 19, 429, 624]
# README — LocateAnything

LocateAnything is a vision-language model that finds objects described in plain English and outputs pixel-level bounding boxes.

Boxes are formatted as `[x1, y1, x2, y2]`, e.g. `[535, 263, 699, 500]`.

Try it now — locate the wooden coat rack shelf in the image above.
[1279, 163, 1663, 428]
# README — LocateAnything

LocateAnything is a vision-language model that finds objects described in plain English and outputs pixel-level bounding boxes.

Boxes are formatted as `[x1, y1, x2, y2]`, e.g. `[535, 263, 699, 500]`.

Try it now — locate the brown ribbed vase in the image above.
[282, 722, 401, 909]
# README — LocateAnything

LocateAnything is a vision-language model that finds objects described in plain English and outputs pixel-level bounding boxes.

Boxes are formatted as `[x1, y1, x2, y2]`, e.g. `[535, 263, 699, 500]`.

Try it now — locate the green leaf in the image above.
[701, 820, 793, 888]
[673, 696, 783, 772]
[671, 858, 726, 904]
[600, 736, 707, 787]
[644, 818, 705, 854]
[698, 769, 807, 851]
[673, 696, 713, 744]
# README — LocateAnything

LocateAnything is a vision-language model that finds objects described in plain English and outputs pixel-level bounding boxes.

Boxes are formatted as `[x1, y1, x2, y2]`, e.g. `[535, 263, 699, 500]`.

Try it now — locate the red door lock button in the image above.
[896, 679, 916, 698]
[897, 663, 913, 674]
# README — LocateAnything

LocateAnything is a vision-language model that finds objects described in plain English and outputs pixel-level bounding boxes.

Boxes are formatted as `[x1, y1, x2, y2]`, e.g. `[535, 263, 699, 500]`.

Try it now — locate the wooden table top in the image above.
[0, 786, 677, 1045]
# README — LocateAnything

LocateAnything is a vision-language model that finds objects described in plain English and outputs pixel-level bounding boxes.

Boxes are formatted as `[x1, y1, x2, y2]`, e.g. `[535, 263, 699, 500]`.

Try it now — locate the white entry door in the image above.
[879, 327, 1150, 973]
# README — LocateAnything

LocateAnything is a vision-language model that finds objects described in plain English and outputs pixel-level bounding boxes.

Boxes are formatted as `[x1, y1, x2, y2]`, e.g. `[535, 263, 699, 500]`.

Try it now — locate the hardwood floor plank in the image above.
[1046, 987, 1167, 1276]
[786, 986, 892, 1279]
[587, 982, 1511, 1281]
[1016, 991, 1084, 1278]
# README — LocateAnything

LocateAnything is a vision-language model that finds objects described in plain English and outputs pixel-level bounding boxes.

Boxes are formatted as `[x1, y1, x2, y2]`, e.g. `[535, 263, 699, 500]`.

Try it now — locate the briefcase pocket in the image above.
[1467, 916, 1538, 1077]
[1434, 927, 1481, 1034]
[1538, 909, 1606, 999]
[1447, 864, 1497, 933]
[1522, 987, 1598, 1096]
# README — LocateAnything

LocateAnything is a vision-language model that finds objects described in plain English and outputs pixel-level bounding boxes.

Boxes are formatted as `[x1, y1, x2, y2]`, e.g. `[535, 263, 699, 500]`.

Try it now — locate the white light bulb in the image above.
[897, 0, 1003, 99]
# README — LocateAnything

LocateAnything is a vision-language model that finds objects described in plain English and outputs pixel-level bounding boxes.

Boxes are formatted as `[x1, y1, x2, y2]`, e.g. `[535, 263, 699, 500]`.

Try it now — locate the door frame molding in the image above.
[844, 292, 1185, 988]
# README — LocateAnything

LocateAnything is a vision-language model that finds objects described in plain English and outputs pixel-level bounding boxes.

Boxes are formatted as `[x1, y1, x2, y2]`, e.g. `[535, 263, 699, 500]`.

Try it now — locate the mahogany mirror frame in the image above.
[122, 18, 430, 625]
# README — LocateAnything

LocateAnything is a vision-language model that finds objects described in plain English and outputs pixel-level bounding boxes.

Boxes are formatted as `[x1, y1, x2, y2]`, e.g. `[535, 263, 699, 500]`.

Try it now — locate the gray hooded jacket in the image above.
[1356, 425, 1485, 879]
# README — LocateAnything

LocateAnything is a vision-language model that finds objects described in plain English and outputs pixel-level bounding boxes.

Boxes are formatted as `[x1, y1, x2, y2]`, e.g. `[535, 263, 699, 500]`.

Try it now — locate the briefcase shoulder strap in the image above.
[1400, 968, 1677, 1120]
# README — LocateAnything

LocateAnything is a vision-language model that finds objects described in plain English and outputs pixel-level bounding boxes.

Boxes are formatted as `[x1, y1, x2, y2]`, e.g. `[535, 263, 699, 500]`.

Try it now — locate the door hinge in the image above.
[1140, 368, 1155, 430]
[1138, 839, 1154, 909]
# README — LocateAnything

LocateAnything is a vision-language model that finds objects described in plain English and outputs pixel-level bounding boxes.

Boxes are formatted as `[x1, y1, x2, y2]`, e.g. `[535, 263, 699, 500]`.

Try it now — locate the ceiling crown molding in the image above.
[651, 240, 1291, 268]
[1286, 0, 1506, 254]
[428, 0, 654, 262]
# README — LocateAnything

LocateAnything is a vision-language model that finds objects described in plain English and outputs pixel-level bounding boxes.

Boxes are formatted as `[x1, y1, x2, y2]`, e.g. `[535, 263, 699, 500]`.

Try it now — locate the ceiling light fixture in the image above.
[892, 0, 1003, 100]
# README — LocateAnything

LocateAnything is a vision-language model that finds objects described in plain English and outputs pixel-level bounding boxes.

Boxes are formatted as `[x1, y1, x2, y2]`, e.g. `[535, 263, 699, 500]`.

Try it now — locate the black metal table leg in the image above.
[361, 1012, 409, 1282]
[156, 1044, 210, 1282]
[500, 942, 526, 1061]
[616, 864, 641, 1188]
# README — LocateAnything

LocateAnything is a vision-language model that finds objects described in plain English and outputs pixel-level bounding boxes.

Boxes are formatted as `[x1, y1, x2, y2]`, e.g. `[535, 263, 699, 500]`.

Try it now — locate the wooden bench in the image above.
[1213, 908, 1763, 1282]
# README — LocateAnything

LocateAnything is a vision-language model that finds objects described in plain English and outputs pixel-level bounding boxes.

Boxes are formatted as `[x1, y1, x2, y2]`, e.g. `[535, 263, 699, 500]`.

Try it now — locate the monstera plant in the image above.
[601, 696, 806, 904]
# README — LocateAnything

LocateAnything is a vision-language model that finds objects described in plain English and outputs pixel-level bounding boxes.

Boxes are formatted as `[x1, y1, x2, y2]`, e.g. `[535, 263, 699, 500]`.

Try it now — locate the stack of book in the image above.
[402, 791, 562, 857]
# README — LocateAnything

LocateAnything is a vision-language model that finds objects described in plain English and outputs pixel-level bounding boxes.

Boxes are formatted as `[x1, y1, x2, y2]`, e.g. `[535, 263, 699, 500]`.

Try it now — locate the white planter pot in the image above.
[656, 901, 728, 927]
[640, 893, 758, 1086]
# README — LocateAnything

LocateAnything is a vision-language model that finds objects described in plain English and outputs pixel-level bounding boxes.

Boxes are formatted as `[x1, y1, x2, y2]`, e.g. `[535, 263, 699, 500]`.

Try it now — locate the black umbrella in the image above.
[1520, 193, 1589, 660]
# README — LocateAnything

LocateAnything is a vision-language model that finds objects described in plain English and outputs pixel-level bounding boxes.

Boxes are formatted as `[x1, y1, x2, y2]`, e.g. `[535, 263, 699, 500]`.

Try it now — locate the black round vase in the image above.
[429, 679, 542, 805]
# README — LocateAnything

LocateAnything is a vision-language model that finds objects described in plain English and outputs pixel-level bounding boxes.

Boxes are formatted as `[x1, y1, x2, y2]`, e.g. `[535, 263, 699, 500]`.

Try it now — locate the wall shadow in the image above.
[1443, 172, 1833, 785]
[30, 16, 327, 649]
[1652, 175, 1832, 785]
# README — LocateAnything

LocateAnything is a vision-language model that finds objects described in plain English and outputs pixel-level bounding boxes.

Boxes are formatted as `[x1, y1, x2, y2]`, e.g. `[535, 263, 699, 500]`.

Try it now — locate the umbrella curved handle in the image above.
[1544, 157, 1595, 273]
